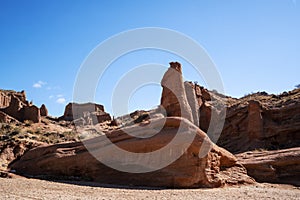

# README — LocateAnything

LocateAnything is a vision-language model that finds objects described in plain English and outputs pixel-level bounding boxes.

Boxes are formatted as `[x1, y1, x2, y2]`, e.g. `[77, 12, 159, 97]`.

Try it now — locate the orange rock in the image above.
[10, 117, 254, 188]
[236, 147, 300, 186]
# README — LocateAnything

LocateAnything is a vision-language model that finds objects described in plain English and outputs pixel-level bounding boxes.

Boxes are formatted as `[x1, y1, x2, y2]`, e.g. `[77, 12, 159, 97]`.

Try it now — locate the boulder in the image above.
[9, 117, 254, 188]
[236, 147, 300, 186]
[40, 104, 48, 117]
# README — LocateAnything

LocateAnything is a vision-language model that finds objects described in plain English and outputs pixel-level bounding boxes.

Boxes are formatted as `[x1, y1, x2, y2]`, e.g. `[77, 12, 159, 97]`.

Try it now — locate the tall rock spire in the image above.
[160, 62, 196, 125]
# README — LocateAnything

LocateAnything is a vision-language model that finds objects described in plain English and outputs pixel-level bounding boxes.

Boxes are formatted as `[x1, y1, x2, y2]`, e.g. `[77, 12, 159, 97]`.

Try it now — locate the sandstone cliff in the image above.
[204, 89, 300, 153]
[0, 89, 45, 123]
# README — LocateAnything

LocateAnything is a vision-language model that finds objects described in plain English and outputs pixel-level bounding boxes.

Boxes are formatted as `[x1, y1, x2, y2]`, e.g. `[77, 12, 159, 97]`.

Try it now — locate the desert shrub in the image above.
[35, 128, 42, 135]
[24, 120, 33, 127]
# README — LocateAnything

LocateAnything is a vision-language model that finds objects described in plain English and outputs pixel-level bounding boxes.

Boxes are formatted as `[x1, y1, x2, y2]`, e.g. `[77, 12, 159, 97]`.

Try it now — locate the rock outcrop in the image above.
[60, 102, 111, 124]
[1, 95, 24, 120]
[215, 89, 300, 153]
[184, 81, 200, 127]
[160, 62, 196, 125]
[10, 117, 254, 188]
[40, 104, 48, 117]
[0, 90, 43, 123]
[0, 111, 17, 123]
[236, 147, 300, 186]
[0, 90, 26, 108]
[0, 140, 43, 171]
[178, 80, 300, 154]
[23, 105, 41, 123]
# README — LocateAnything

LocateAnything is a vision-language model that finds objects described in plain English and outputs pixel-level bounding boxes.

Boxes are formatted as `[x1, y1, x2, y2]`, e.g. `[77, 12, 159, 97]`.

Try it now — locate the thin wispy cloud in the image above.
[56, 97, 66, 104]
[33, 81, 46, 88]
[47, 86, 61, 90]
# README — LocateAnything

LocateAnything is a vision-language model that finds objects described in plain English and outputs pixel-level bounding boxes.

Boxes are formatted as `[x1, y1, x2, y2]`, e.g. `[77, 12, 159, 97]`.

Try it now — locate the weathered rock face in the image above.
[0, 90, 43, 123]
[216, 90, 300, 153]
[10, 117, 254, 188]
[63, 103, 104, 121]
[160, 62, 194, 125]
[40, 104, 48, 117]
[236, 147, 300, 186]
[60, 102, 111, 124]
[1, 95, 23, 120]
[0, 90, 26, 109]
[247, 100, 263, 139]
[0, 111, 17, 123]
[188, 83, 300, 153]
[22, 105, 41, 123]
[184, 81, 200, 127]
[0, 140, 43, 171]
[0, 91, 12, 109]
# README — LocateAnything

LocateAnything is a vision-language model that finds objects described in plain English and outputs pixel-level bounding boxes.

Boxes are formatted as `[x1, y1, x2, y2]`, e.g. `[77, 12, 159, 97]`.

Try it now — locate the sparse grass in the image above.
[0, 121, 80, 145]
[24, 120, 33, 127]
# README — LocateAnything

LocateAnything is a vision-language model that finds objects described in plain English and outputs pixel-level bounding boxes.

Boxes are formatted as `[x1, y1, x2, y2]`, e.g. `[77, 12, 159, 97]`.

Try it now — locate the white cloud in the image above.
[33, 81, 46, 88]
[56, 94, 63, 98]
[46, 86, 60, 90]
[56, 97, 66, 104]
[49, 95, 54, 99]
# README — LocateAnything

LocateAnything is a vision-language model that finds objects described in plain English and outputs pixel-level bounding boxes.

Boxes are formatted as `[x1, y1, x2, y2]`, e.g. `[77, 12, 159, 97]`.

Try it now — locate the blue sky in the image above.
[0, 0, 299, 116]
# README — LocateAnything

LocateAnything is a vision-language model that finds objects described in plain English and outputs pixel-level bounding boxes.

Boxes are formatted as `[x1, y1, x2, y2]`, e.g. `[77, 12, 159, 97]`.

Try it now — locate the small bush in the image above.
[24, 120, 33, 127]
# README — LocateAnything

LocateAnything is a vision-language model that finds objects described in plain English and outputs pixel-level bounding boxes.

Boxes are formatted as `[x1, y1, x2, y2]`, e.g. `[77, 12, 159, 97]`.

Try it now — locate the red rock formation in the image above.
[1, 95, 24, 120]
[0, 90, 42, 123]
[184, 81, 200, 127]
[0, 111, 17, 123]
[0, 92, 11, 108]
[236, 147, 300, 186]
[40, 104, 48, 117]
[160, 62, 194, 125]
[0, 90, 26, 109]
[247, 100, 263, 139]
[61, 102, 111, 124]
[9, 117, 254, 188]
[22, 105, 41, 123]
[194, 84, 203, 107]
[95, 112, 112, 123]
[189, 85, 300, 153]
[0, 140, 44, 171]
[216, 92, 300, 153]
[62, 102, 104, 120]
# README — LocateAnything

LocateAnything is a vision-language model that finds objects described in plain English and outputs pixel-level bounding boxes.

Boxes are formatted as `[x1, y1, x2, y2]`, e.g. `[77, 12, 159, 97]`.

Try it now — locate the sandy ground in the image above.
[0, 178, 299, 200]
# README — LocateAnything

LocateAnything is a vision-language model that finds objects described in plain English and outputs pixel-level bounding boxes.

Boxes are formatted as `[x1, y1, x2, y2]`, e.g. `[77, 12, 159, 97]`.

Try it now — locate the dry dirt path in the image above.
[0, 177, 299, 200]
